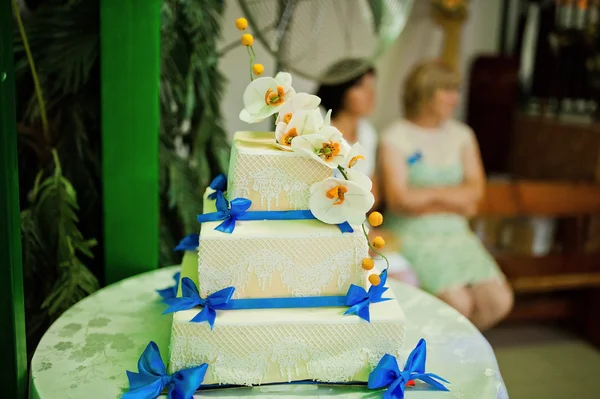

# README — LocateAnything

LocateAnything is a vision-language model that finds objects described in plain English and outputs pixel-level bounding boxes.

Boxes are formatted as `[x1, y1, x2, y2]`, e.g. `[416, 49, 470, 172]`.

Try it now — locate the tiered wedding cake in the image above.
[166, 21, 405, 386]
[167, 72, 406, 385]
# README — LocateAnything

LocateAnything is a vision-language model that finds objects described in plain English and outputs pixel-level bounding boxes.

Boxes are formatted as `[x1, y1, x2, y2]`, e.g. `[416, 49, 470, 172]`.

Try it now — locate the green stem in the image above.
[51, 149, 62, 174]
[247, 45, 255, 81]
[362, 222, 389, 271]
[337, 165, 348, 180]
[12, 0, 50, 145]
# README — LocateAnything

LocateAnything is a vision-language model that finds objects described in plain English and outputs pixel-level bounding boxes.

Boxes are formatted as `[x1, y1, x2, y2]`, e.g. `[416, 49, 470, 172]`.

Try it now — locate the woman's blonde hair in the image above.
[402, 60, 461, 118]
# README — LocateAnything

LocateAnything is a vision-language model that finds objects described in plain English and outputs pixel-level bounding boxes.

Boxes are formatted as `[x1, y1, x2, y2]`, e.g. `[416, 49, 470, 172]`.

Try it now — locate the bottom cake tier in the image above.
[168, 294, 406, 386]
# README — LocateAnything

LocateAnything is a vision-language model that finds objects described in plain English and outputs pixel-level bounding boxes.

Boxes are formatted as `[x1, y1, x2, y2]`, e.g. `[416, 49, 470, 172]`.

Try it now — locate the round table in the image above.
[30, 266, 508, 398]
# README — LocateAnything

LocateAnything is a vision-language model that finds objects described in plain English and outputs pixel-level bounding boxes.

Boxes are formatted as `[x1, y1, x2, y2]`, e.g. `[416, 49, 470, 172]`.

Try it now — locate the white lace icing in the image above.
[245, 250, 288, 291]
[228, 147, 332, 211]
[169, 318, 405, 386]
[270, 337, 310, 381]
[306, 350, 366, 383]
[198, 233, 368, 298]
[250, 166, 311, 211]
[211, 352, 270, 386]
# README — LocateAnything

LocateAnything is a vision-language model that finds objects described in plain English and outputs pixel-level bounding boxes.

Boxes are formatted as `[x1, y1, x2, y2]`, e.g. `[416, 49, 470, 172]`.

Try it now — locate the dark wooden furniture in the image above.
[478, 181, 600, 346]
[510, 115, 600, 182]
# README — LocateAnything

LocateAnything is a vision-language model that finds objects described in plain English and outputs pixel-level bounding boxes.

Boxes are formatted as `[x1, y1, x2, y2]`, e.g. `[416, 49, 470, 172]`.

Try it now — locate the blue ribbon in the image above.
[163, 278, 234, 329]
[225, 295, 347, 310]
[198, 192, 354, 234]
[174, 234, 199, 252]
[207, 174, 227, 200]
[160, 277, 398, 328]
[368, 339, 449, 399]
[156, 272, 180, 302]
[407, 150, 422, 166]
[123, 341, 208, 399]
[344, 270, 391, 322]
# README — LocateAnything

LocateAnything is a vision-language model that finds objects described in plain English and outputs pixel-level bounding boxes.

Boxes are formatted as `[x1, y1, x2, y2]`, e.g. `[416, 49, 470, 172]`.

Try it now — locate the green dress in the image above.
[383, 119, 504, 295]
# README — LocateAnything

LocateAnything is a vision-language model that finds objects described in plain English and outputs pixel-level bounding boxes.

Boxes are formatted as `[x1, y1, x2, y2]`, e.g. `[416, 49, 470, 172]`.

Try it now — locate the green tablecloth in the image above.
[30, 266, 508, 398]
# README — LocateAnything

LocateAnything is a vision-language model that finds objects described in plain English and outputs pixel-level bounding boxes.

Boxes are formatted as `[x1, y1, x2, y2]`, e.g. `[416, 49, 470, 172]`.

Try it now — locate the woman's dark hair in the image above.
[316, 59, 375, 118]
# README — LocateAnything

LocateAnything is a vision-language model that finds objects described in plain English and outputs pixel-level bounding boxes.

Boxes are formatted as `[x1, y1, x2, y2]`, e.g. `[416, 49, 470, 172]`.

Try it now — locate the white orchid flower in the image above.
[291, 125, 347, 168]
[342, 143, 372, 191]
[239, 72, 296, 123]
[275, 93, 322, 125]
[275, 109, 324, 151]
[309, 177, 375, 225]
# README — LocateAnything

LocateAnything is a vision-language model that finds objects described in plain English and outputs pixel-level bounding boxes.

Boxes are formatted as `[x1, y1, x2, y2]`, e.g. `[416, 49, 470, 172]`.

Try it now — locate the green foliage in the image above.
[14, 0, 229, 356]
[31, 159, 99, 317]
[14, 0, 102, 357]
[159, 0, 230, 265]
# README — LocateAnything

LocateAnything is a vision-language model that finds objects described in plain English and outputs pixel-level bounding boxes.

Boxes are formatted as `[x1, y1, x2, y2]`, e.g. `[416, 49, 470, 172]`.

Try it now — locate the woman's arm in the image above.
[380, 143, 439, 214]
[427, 134, 485, 214]
[379, 134, 484, 216]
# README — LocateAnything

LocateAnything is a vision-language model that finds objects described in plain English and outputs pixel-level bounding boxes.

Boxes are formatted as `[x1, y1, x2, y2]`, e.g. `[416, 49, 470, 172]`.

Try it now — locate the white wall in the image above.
[218, 0, 502, 138]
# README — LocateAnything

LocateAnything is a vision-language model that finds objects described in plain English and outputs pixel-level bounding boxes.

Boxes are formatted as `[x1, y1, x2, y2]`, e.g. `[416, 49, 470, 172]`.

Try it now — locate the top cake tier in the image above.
[228, 131, 333, 211]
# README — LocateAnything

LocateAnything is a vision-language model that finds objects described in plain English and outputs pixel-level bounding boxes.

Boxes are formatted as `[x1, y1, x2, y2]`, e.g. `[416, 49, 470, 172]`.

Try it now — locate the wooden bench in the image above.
[477, 180, 600, 345]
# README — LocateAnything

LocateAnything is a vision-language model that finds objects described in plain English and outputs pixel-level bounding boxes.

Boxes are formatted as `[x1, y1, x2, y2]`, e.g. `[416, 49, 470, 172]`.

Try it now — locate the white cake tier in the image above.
[198, 216, 369, 299]
[227, 131, 333, 211]
[168, 294, 406, 386]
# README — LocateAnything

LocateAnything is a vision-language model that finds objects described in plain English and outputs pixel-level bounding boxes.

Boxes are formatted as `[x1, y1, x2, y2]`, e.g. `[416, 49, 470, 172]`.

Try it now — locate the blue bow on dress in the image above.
[123, 341, 208, 399]
[207, 174, 227, 200]
[174, 233, 199, 252]
[407, 150, 422, 166]
[368, 339, 450, 399]
[162, 277, 234, 329]
[344, 270, 391, 322]
[156, 272, 181, 302]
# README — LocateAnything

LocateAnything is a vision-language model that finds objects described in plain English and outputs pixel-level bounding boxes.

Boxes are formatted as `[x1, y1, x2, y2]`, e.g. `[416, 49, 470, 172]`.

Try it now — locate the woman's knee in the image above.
[437, 287, 475, 319]
[473, 280, 514, 322]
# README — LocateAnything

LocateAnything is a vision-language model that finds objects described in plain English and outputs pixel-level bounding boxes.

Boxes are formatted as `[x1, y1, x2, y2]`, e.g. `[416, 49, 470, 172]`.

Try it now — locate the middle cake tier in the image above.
[198, 217, 369, 299]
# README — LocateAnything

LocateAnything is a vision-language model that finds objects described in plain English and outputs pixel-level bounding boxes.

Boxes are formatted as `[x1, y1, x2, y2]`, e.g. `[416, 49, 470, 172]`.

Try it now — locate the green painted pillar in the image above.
[101, 0, 161, 282]
[0, 1, 27, 398]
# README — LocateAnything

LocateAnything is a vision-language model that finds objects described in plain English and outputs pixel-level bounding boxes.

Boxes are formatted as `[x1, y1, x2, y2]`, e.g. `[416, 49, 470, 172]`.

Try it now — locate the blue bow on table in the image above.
[368, 339, 450, 399]
[344, 270, 391, 322]
[207, 174, 227, 200]
[173, 233, 199, 252]
[156, 272, 181, 302]
[123, 341, 208, 399]
[162, 277, 234, 329]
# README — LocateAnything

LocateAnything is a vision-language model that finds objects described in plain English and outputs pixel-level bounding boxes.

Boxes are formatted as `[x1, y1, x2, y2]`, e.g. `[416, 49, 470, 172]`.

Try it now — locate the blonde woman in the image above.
[379, 60, 513, 331]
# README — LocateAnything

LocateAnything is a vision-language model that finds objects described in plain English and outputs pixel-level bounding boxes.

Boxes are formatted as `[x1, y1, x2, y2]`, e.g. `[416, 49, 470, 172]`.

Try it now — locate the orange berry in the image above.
[252, 63, 264, 76]
[368, 211, 383, 227]
[235, 18, 248, 30]
[241, 33, 254, 46]
[369, 274, 381, 286]
[373, 236, 385, 249]
[361, 258, 375, 270]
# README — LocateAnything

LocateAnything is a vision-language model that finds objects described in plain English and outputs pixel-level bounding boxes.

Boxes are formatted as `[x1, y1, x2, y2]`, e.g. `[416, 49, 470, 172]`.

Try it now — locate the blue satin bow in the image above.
[368, 339, 449, 399]
[123, 341, 208, 399]
[156, 272, 181, 302]
[197, 191, 252, 233]
[344, 270, 391, 322]
[207, 174, 227, 200]
[163, 277, 234, 329]
[174, 234, 199, 252]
